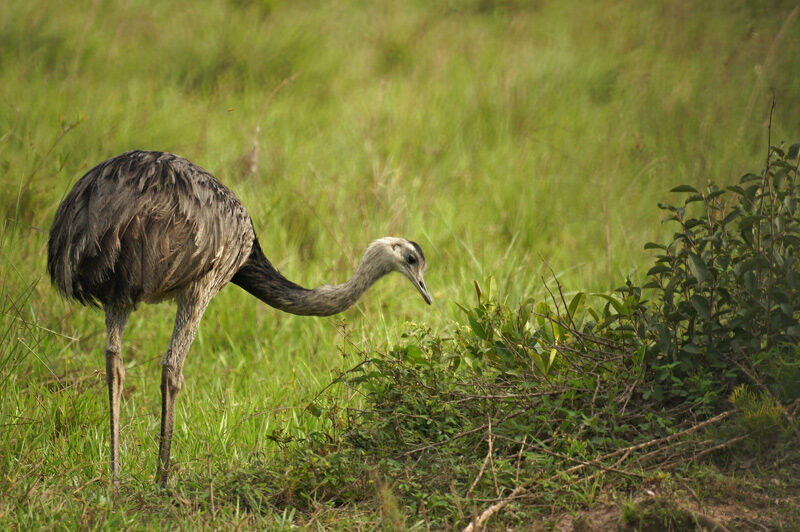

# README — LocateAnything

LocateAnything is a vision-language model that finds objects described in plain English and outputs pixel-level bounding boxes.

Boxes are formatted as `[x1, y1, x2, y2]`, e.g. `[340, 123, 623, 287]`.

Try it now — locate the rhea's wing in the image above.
[47, 151, 254, 307]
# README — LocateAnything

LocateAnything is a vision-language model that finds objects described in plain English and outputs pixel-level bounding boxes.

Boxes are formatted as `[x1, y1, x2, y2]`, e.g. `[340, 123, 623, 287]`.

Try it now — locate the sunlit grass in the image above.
[2, 0, 799, 527]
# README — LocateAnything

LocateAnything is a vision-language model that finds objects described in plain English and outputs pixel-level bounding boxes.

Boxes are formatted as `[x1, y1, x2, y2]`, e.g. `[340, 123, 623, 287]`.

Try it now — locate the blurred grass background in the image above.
[2, 0, 800, 527]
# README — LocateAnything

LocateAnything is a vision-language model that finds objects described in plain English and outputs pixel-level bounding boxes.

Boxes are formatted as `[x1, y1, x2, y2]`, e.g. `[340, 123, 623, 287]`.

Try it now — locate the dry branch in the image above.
[463, 410, 736, 532]
[397, 410, 524, 458]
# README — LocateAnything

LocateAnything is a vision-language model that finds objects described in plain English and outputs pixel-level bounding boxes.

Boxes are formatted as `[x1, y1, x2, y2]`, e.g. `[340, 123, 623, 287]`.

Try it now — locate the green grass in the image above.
[2, 0, 800, 528]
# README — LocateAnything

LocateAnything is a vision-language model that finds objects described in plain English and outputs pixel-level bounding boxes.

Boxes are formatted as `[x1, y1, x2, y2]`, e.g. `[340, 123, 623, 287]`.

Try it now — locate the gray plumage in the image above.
[48, 151, 253, 307]
[47, 150, 431, 484]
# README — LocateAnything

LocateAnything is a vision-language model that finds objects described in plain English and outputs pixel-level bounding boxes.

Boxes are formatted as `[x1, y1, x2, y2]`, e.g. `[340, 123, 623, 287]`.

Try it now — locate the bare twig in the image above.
[685, 434, 748, 464]
[446, 389, 567, 405]
[514, 435, 526, 483]
[398, 410, 524, 458]
[486, 417, 500, 497]
[463, 410, 736, 532]
[493, 435, 644, 480]
[466, 434, 492, 498]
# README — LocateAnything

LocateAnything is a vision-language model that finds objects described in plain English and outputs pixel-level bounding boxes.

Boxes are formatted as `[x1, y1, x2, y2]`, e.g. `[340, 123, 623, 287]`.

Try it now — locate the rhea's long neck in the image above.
[230, 239, 391, 316]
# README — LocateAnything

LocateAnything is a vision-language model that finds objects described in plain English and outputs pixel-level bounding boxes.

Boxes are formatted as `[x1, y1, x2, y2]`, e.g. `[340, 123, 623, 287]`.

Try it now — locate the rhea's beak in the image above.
[415, 274, 433, 305]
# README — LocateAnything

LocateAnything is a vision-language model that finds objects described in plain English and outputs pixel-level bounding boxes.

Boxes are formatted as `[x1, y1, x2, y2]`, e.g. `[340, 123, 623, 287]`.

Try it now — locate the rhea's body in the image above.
[50, 151, 274, 309]
[47, 150, 430, 484]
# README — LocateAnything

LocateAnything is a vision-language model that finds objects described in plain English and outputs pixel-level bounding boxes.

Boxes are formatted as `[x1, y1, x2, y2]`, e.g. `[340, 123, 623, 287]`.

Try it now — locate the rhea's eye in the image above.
[406, 254, 417, 265]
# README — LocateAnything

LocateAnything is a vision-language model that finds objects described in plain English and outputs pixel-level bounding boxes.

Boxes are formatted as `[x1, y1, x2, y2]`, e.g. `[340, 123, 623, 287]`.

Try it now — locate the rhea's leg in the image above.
[157, 282, 215, 485]
[157, 363, 183, 485]
[105, 305, 131, 484]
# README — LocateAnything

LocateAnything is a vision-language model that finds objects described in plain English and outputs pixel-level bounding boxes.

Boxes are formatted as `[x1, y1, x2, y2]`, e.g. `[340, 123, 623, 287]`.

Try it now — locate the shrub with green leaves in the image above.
[223, 142, 800, 528]
[274, 281, 681, 525]
[638, 142, 800, 403]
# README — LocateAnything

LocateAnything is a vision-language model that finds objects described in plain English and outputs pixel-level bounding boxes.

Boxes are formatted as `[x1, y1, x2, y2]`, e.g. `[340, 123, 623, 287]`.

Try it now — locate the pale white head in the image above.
[365, 237, 432, 305]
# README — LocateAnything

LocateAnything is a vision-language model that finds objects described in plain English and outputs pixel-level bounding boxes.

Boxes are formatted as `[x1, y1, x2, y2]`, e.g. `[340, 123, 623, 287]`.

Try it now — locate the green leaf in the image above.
[685, 218, 704, 229]
[532, 352, 546, 376]
[306, 403, 322, 418]
[722, 209, 741, 225]
[539, 323, 554, 343]
[552, 321, 564, 341]
[687, 253, 709, 283]
[739, 215, 763, 231]
[518, 298, 535, 327]
[788, 143, 800, 160]
[644, 242, 666, 250]
[690, 295, 711, 319]
[484, 276, 497, 300]
[467, 313, 487, 340]
[405, 345, 426, 364]
[743, 184, 760, 200]
[683, 344, 704, 354]
[781, 234, 800, 248]
[671, 184, 699, 193]
[547, 348, 558, 373]
[535, 301, 550, 328]
[685, 193, 704, 204]
[785, 196, 797, 215]
[593, 293, 623, 315]
[774, 168, 789, 189]
[647, 264, 672, 276]
[568, 292, 585, 319]
[454, 302, 470, 315]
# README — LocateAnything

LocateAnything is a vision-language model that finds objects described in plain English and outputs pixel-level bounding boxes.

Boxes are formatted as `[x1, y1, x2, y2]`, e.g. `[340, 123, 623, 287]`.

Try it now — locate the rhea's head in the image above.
[363, 237, 432, 305]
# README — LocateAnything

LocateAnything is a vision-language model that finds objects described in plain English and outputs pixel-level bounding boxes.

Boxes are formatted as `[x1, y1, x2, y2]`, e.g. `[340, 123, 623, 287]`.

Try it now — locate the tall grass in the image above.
[1, 0, 799, 527]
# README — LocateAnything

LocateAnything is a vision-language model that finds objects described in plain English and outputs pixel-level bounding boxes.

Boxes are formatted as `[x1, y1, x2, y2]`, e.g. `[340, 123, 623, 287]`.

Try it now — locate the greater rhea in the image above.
[47, 150, 431, 484]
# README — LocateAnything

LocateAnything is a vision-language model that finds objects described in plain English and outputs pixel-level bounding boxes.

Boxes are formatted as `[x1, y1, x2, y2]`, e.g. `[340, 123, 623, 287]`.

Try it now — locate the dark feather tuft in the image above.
[409, 241, 426, 265]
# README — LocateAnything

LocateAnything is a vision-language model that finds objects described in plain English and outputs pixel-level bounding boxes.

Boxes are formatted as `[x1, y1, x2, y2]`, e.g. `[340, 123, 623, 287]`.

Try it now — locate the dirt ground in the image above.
[536, 460, 800, 531]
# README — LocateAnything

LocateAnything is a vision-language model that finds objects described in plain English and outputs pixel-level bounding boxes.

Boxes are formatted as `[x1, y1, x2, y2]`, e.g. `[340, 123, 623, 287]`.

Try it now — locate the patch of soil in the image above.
[537, 466, 800, 531]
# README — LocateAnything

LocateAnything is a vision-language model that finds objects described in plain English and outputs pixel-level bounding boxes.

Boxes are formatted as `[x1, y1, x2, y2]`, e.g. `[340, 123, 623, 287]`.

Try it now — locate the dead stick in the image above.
[399, 410, 524, 458]
[493, 434, 643, 479]
[682, 434, 748, 464]
[463, 410, 735, 532]
[466, 433, 492, 498]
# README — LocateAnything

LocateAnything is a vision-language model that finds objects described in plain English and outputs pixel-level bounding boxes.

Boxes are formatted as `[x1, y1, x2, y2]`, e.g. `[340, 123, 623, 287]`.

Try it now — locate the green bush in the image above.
[276, 281, 675, 525]
[639, 142, 800, 404]
[225, 142, 800, 528]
